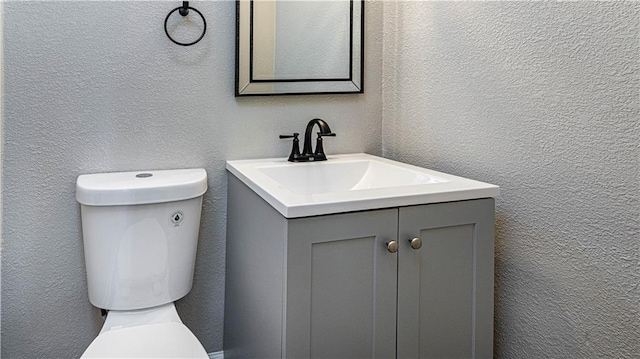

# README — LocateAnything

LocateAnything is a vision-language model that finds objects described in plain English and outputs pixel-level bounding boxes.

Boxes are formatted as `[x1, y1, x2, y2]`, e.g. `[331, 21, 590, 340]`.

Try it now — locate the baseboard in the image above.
[209, 350, 224, 359]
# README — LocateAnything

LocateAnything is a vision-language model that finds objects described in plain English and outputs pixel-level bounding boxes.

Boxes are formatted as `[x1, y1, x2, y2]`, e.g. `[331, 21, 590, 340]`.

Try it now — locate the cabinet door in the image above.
[286, 209, 398, 359]
[397, 199, 495, 359]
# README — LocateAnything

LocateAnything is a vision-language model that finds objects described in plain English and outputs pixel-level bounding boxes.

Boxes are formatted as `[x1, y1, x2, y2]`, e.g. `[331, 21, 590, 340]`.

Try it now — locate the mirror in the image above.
[236, 0, 364, 96]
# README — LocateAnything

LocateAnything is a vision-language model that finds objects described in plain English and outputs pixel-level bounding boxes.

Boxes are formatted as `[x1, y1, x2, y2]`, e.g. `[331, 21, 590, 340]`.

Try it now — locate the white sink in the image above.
[257, 159, 448, 195]
[226, 153, 499, 218]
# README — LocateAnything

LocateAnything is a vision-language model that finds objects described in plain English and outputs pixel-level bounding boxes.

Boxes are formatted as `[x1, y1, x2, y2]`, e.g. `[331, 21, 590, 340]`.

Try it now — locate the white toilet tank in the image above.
[76, 168, 207, 310]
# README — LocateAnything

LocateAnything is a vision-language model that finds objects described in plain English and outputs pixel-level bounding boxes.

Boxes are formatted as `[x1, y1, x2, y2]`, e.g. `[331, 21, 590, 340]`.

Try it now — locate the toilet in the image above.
[76, 168, 209, 358]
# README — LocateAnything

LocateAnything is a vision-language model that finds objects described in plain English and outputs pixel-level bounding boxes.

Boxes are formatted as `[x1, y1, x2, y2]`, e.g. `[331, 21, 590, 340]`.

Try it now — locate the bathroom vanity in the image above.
[224, 154, 499, 358]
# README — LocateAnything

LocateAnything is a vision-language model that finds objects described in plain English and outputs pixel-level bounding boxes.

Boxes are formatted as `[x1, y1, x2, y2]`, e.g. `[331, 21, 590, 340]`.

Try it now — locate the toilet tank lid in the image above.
[76, 168, 207, 206]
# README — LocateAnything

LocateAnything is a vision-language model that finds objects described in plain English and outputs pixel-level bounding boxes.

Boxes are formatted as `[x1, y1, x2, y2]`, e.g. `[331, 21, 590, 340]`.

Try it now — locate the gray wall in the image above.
[382, 1, 639, 357]
[0, 2, 4, 351]
[0, 1, 383, 357]
[3, 1, 639, 358]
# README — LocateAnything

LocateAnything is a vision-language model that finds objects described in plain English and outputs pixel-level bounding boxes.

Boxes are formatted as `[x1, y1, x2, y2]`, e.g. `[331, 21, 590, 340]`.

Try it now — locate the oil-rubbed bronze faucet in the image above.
[280, 118, 336, 162]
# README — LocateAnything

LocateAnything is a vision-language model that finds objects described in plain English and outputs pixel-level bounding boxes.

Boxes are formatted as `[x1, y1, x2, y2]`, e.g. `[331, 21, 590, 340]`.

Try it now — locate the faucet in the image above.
[280, 118, 336, 162]
[302, 118, 335, 160]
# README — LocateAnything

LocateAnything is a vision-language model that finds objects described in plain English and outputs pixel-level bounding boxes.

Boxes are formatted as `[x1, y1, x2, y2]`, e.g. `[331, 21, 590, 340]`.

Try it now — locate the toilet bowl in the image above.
[82, 303, 208, 358]
[82, 303, 209, 358]
[76, 168, 208, 358]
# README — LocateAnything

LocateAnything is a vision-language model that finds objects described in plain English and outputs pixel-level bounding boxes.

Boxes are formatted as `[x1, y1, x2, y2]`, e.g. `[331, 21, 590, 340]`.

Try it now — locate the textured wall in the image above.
[4, 1, 639, 358]
[382, 1, 639, 357]
[1, 1, 382, 357]
[0, 2, 3, 351]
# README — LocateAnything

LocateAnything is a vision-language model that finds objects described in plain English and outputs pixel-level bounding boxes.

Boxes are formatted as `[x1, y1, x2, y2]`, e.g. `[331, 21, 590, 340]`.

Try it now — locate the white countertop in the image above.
[227, 153, 500, 218]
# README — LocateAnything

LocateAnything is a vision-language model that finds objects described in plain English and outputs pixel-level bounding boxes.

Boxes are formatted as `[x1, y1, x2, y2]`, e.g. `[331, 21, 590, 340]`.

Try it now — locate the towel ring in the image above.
[164, 1, 206, 46]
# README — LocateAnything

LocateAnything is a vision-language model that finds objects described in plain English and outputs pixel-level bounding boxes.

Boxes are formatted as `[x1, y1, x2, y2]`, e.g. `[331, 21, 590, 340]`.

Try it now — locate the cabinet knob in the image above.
[386, 240, 399, 253]
[409, 237, 422, 250]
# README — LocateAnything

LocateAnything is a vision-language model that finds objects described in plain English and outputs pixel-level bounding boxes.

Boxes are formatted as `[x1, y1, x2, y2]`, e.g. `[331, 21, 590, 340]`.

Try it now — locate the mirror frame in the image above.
[235, 0, 364, 96]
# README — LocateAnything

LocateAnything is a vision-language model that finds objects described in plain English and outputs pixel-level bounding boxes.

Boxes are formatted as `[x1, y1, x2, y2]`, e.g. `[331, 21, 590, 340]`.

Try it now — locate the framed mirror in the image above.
[236, 0, 364, 96]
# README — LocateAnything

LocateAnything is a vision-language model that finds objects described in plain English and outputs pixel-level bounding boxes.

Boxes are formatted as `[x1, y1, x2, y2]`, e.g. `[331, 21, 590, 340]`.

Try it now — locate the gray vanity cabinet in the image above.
[225, 175, 495, 358]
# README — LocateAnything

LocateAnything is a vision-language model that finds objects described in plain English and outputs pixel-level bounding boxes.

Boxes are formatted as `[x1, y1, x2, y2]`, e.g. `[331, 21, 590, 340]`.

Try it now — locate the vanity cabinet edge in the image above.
[224, 174, 289, 358]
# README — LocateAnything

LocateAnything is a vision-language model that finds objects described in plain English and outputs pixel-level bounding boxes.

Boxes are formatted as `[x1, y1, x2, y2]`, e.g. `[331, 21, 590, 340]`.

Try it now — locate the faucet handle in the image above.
[313, 132, 336, 161]
[318, 132, 336, 137]
[280, 133, 304, 162]
[279, 132, 299, 139]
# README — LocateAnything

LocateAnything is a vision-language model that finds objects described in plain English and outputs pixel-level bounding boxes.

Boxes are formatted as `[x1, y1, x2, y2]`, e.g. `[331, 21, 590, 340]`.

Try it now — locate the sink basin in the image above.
[227, 153, 499, 218]
[257, 159, 448, 195]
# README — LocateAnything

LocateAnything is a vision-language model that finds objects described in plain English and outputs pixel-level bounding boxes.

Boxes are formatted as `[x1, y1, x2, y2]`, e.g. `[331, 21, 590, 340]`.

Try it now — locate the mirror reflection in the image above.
[236, 0, 364, 96]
